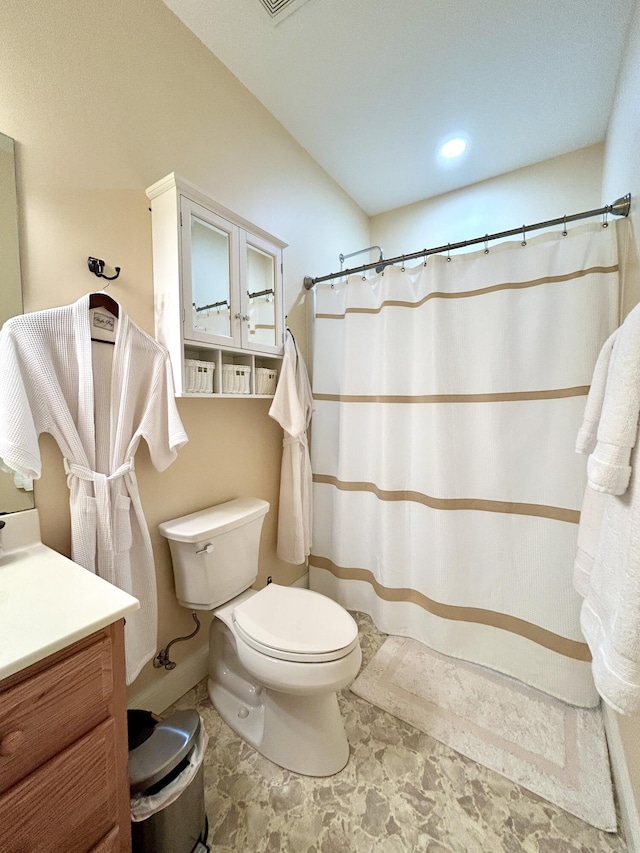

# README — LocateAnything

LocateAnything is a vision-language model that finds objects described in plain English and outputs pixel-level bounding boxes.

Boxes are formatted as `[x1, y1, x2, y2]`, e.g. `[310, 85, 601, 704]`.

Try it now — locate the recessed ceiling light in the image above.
[439, 138, 467, 159]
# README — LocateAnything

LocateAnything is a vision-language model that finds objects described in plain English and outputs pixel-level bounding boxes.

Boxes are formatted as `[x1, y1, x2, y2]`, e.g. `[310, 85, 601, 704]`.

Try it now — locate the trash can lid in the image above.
[128, 708, 201, 794]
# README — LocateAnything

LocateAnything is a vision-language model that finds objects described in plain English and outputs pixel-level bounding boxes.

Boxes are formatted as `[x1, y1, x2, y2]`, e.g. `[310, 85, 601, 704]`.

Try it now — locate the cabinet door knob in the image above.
[0, 730, 25, 757]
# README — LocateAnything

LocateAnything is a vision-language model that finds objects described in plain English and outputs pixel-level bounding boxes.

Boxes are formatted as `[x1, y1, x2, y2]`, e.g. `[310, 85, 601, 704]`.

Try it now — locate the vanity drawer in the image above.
[0, 632, 114, 794]
[90, 826, 121, 853]
[0, 718, 118, 852]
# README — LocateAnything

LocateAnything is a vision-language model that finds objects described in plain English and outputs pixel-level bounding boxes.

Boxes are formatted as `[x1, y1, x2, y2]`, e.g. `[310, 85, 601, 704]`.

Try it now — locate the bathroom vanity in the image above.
[0, 510, 139, 852]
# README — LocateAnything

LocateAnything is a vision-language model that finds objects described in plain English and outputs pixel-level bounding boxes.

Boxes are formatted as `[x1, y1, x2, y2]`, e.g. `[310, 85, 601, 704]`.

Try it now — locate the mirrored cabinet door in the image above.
[181, 197, 239, 347]
[240, 232, 283, 354]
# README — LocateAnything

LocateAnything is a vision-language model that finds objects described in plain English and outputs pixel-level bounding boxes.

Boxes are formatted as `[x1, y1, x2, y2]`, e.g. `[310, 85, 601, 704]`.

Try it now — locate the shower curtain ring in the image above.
[562, 215, 568, 236]
[602, 209, 609, 228]
[423, 249, 428, 267]
[401, 255, 405, 272]
[484, 235, 490, 254]
[447, 244, 451, 262]
[521, 225, 527, 247]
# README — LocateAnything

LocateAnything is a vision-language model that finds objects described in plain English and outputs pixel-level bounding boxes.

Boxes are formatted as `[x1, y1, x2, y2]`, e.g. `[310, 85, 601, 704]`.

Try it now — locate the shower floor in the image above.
[168, 613, 626, 852]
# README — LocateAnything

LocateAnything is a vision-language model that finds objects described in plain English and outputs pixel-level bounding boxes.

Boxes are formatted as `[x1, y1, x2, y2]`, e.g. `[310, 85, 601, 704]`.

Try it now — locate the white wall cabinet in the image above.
[146, 173, 287, 397]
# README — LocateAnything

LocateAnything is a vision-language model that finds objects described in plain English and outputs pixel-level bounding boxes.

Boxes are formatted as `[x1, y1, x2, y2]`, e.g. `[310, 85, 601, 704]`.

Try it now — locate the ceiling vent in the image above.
[258, 0, 314, 26]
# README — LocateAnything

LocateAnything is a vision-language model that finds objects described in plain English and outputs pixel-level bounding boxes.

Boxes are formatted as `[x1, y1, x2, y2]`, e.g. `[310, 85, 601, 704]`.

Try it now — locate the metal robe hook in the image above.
[521, 225, 527, 247]
[88, 256, 121, 282]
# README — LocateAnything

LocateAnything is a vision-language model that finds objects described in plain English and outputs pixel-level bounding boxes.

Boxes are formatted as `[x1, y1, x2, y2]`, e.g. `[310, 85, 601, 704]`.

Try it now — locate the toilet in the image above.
[158, 497, 362, 777]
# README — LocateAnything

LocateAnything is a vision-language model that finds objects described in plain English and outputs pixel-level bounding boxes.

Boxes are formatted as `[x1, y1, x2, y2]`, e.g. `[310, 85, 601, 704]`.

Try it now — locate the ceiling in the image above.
[162, 0, 635, 216]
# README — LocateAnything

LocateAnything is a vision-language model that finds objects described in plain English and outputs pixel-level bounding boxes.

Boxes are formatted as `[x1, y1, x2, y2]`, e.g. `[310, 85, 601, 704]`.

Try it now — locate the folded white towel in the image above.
[573, 485, 606, 597]
[574, 303, 640, 713]
[586, 301, 640, 495]
[575, 330, 618, 455]
[578, 455, 640, 714]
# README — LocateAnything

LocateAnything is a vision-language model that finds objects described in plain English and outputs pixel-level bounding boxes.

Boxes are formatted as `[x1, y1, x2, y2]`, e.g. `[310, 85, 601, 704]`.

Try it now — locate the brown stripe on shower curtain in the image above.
[313, 473, 581, 524]
[315, 264, 619, 319]
[309, 555, 592, 662]
[313, 386, 590, 404]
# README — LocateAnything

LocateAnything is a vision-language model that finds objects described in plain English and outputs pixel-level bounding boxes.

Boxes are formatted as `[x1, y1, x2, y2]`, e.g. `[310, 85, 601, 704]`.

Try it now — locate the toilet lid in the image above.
[233, 584, 358, 661]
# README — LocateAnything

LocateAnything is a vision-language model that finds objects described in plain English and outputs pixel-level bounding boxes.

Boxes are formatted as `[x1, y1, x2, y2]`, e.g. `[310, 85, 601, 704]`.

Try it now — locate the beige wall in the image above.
[0, 0, 368, 696]
[371, 143, 605, 257]
[602, 0, 640, 826]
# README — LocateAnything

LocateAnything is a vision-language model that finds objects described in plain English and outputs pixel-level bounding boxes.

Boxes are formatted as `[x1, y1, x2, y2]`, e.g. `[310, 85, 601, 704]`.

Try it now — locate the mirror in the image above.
[247, 243, 277, 348]
[190, 213, 233, 339]
[0, 132, 35, 513]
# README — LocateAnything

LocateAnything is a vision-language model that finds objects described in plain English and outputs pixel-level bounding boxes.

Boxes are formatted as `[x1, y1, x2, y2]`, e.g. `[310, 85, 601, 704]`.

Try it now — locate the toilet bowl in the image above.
[158, 498, 362, 777]
[211, 585, 361, 776]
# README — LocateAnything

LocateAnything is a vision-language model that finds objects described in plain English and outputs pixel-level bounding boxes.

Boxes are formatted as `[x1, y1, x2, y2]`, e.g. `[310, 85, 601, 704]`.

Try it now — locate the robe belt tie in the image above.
[63, 458, 135, 562]
[283, 433, 308, 449]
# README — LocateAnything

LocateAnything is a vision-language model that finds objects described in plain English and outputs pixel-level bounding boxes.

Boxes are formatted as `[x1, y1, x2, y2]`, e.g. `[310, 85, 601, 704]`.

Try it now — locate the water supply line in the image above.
[154, 611, 201, 670]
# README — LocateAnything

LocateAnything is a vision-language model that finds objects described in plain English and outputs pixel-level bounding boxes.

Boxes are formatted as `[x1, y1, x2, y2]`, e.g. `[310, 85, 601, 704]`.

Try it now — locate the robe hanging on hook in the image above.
[88, 256, 121, 281]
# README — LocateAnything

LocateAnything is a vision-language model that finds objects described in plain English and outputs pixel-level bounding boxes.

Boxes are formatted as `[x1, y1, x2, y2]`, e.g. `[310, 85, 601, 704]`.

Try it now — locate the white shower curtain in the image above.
[310, 223, 619, 706]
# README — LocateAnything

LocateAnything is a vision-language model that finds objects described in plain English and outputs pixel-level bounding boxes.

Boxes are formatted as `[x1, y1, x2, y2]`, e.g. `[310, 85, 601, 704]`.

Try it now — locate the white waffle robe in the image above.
[0, 295, 188, 683]
[269, 330, 313, 564]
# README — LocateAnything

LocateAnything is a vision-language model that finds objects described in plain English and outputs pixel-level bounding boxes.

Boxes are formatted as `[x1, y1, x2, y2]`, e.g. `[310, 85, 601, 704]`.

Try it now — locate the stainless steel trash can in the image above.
[128, 709, 209, 853]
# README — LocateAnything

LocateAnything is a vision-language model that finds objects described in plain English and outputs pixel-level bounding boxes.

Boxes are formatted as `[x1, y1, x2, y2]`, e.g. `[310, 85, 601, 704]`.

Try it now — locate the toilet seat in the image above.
[233, 584, 359, 663]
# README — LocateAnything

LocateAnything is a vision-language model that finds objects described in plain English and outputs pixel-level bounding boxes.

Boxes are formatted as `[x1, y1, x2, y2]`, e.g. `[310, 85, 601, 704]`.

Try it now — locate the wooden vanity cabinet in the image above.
[0, 620, 131, 852]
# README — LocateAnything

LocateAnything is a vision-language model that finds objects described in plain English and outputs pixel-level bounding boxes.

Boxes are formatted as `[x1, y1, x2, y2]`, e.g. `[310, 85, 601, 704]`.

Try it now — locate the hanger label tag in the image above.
[93, 312, 115, 333]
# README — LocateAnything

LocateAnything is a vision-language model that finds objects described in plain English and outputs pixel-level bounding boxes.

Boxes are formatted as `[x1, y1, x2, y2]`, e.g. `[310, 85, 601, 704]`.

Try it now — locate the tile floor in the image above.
[169, 613, 627, 853]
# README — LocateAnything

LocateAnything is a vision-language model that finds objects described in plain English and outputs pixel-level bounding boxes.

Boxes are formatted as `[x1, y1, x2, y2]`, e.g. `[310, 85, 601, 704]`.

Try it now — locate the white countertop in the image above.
[0, 509, 139, 681]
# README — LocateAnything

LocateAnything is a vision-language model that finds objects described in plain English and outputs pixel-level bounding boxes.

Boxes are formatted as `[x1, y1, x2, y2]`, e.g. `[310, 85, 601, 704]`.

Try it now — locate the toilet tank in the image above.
[158, 498, 269, 610]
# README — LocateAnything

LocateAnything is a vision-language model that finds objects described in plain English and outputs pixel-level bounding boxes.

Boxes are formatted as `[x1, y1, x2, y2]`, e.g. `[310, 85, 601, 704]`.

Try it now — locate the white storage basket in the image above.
[184, 359, 215, 394]
[222, 363, 252, 394]
[255, 367, 278, 395]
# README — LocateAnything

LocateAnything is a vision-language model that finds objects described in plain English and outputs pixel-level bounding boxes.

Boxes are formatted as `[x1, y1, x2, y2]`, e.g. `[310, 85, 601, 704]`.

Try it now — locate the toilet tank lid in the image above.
[158, 498, 269, 543]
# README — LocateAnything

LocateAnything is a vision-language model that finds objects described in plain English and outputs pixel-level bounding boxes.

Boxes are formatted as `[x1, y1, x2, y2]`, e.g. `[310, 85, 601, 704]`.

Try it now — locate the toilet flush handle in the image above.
[196, 543, 214, 555]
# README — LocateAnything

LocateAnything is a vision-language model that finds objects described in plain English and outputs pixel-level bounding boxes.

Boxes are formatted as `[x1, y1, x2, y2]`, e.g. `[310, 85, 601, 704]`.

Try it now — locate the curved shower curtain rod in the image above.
[303, 194, 632, 290]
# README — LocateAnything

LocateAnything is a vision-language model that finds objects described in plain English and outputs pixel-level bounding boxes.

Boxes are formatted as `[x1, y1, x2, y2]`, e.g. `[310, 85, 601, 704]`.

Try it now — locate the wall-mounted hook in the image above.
[88, 257, 121, 281]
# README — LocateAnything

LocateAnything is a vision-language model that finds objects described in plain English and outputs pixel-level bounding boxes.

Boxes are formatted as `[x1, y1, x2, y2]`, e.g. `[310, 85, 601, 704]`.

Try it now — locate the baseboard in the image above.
[603, 704, 640, 851]
[128, 643, 209, 715]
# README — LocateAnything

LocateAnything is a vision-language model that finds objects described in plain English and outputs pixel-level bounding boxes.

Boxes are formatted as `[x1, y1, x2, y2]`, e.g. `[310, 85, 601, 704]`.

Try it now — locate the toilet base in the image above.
[208, 678, 350, 777]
